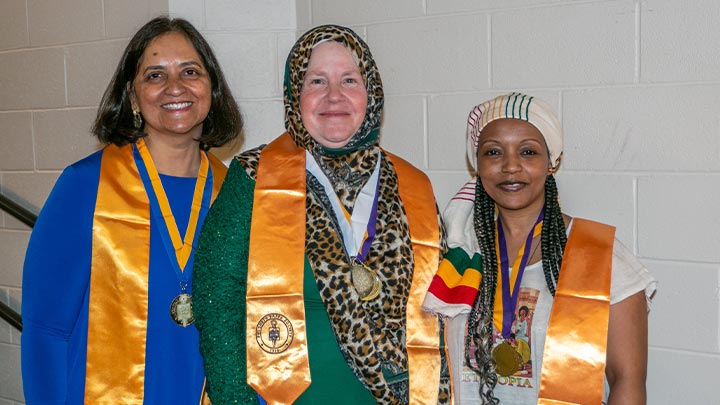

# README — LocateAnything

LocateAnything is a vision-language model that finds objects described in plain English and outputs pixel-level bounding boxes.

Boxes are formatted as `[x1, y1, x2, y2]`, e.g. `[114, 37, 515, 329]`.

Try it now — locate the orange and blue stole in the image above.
[85, 141, 226, 403]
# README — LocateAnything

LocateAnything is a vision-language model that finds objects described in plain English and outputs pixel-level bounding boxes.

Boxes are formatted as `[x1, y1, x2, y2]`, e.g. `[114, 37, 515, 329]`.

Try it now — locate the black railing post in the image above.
[0, 191, 34, 331]
[0, 300, 22, 332]
[0, 193, 36, 228]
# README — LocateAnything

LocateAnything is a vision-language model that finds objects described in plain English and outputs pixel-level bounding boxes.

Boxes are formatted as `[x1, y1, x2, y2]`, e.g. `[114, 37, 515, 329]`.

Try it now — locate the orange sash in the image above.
[537, 218, 614, 405]
[86, 143, 226, 403]
[246, 133, 310, 404]
[385, 151, 442, 405]
[246, 133, 441, 404]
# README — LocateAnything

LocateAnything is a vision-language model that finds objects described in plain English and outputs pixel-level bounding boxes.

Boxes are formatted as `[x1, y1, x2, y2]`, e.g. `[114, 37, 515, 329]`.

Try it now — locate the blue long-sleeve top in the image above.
[21, 149, 206, 404]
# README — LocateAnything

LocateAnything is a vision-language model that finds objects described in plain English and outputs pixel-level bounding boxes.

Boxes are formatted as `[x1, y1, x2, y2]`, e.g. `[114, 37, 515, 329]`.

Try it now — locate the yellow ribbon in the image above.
[86, 142, 226, 403]
[537, 218, 614, 405]
[136, 138, 208, 271]
[245, 134, 441, 403]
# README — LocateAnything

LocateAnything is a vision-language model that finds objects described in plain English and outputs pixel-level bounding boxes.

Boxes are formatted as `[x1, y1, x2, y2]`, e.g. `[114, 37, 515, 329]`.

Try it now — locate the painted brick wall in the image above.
[168, 0, 298, 160]
[1, 0, 718, 404]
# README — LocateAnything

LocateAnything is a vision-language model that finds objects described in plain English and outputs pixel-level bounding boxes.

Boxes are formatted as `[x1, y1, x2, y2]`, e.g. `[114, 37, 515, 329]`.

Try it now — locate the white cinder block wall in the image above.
[0, 0, 717, 403]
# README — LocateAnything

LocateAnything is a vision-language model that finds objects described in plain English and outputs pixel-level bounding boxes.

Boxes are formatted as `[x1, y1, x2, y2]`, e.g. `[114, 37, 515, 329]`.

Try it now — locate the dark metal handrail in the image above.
[0, 192, 37, 228]
[0, 191, 34, 331]
[0, 300, 22, 331]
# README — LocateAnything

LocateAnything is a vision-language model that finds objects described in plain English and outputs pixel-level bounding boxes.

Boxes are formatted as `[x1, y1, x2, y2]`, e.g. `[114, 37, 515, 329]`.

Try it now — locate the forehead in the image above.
[306, 41, 359, 70]
[480, 118, 544, 142]
[139, 32, 201, 67]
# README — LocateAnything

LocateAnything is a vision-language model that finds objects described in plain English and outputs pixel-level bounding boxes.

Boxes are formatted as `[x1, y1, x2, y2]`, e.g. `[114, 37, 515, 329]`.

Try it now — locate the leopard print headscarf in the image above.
[283, 24, 383, 156]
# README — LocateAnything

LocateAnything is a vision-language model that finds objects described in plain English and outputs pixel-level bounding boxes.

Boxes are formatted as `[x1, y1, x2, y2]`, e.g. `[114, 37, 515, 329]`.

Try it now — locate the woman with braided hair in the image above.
[424, 93, 656, 404]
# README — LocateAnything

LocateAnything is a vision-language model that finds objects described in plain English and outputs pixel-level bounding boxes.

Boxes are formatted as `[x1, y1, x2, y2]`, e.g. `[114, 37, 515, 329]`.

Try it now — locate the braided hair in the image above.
[465, 174, 566, 403]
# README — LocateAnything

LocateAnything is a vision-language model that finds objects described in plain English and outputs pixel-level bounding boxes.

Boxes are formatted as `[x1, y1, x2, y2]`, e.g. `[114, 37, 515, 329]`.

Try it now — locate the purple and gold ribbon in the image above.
[494, 209, 544, 337]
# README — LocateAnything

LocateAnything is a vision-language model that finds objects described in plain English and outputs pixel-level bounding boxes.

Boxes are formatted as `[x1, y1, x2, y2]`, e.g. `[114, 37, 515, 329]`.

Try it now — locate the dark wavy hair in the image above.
[92, 16, 242, 150]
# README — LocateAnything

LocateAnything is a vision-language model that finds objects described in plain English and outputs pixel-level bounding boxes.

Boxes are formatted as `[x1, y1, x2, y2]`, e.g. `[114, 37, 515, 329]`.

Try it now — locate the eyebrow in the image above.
[478, 137, 545, 146]
[141, 60, 203, 75]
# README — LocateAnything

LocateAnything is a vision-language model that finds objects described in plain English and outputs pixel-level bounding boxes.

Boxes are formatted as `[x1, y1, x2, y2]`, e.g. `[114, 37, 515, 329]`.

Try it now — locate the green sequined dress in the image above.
[193, 160, 374, 404]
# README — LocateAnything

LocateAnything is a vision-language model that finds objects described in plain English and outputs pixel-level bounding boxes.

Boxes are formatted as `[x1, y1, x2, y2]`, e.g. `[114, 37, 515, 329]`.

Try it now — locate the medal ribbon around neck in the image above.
[133, 138, 211, 291]
[305, 151, 382, 266]
[493, 208, 544, 336]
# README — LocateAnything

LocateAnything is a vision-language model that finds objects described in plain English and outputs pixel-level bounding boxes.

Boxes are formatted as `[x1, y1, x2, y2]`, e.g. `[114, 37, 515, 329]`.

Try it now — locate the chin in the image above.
[496, 199, 545, 213]
[313, 135, 354, 148]
[489, 195, 530, 209]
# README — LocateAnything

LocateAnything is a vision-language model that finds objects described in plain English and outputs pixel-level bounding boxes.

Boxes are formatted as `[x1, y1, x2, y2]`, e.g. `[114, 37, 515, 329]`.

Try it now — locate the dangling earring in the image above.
[550, 153, 563, 174]
[133, 110, 143, 129]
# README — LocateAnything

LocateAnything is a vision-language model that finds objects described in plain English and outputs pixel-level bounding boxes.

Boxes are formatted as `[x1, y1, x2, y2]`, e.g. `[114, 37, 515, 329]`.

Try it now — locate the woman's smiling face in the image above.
[130, 31, 212, 141]
[476, 118, 551, 215]
[299, 41, 368, 149]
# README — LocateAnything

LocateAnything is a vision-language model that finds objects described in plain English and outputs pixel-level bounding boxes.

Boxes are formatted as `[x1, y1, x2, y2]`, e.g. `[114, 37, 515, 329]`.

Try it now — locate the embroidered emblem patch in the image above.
[256, 313, 294, 354]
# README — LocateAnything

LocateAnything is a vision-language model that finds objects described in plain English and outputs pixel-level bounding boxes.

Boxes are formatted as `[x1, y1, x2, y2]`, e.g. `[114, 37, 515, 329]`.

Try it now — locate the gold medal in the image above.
[492, 340, 523, 377]
[350, 262, 381, 301]
[170, 293, 194, 327]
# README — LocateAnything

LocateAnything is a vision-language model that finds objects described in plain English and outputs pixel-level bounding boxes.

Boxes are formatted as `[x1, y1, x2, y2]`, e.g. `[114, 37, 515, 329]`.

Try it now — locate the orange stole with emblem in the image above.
[245, 133, 441, 404]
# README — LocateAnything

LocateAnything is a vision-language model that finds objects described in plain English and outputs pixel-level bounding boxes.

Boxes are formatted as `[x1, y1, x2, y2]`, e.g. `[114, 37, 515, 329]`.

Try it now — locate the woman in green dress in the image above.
[193, 24, 450, 404]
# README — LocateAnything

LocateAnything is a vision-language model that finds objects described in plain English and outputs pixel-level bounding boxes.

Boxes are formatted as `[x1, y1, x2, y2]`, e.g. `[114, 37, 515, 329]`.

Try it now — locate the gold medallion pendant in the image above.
[492, 340, 523, 377]
[170, 293, 194, 327]
[350, 262, 381, 301]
